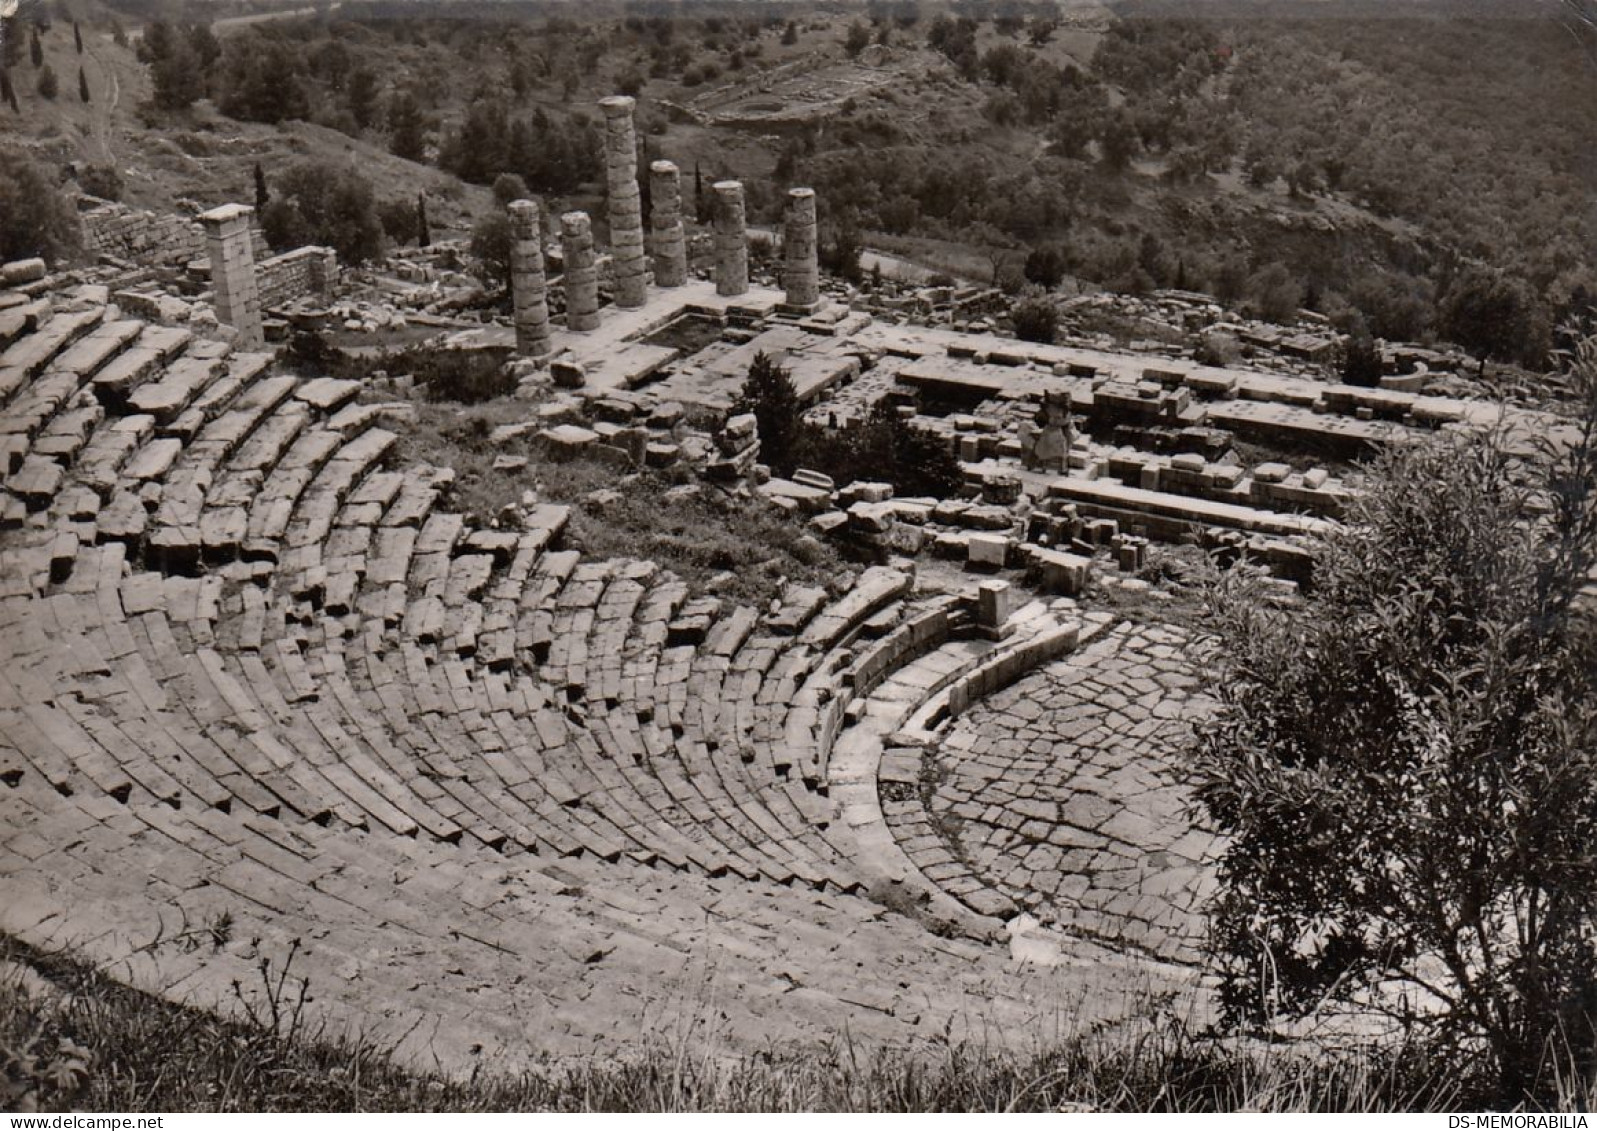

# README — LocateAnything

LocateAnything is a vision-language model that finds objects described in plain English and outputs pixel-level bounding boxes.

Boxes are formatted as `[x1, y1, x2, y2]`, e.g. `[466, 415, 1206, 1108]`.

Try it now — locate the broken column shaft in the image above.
[713, 180, 749, 298]
[783, 187, 820, 309]
[509, 199, 552, 357]
[600, 95, 647, 309]
[649, 160, 687, 289]
[199, 203, 263, 348]
[561, 211, 600, 332]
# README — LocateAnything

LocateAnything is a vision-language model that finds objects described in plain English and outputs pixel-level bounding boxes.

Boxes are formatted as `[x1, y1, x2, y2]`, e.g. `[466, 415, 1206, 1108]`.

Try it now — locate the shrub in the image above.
[259, 161, 383, 264]
[0, 149, 80, 264]
[491, 172, 529, 207]
[76, 163, 122, 201]
[468, 211, 511, 291]
[378, 197, 420, 247]
[1193, 336, 1597, 1104]
[36, 63, 57, 99]
[1010, 289, 1058, 344]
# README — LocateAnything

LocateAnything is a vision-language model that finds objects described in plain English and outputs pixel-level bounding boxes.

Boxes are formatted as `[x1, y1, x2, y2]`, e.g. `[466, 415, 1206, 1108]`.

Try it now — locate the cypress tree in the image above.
[31, 27, 44, 68]
[253, 162, 269, 211]
[77, 65, 88, 101]
[0, 69, 18, 114]
[37, 64, 58, 100]
[74, 21, 83, 54]
[416, 193, 430, 248]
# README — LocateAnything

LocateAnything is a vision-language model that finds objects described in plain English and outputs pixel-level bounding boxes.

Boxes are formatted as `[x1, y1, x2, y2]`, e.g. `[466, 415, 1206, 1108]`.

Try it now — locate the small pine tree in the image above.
[37, 64, 58, 100]
[74, 21, 83, 54]
[736, 352, 802, 477]
[416, 193, 429, 248]
[31, 27, 44, 68]
[253, 163, 269, 212]
[77, 65, 88, 102]
[693, 160, 705, 223]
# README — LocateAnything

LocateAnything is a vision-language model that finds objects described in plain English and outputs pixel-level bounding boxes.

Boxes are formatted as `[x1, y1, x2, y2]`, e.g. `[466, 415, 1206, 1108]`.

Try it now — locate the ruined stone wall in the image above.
[81, 202, 274, 267]
[81, 202, 207, 265]
[256, 246, 338, 309]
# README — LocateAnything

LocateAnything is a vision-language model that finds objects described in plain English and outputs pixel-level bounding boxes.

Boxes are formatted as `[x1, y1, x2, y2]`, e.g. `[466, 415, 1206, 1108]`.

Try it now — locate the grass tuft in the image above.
[6, 934, 1579, 1112]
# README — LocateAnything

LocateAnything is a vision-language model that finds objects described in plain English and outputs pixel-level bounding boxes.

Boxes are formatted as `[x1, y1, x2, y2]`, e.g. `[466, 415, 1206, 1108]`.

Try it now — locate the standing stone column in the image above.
[783, 187, 820, 309]
[561, 211, 600, 332]
[649, 160, 687, 288]
[712, 180, 748, 298]
[600, 95, 647, 309]
[509, 199, 552, 357]
[199, 203, 262, 348]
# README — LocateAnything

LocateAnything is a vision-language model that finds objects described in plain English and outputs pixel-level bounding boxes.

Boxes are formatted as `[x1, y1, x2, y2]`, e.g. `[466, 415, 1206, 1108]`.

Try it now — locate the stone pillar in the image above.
[509, 199, 552, 357]
[600, 95, 647, 309]
[713, 181, 749, 298]
[561, 211, 600, 332]
[649, 160, 687, 289]
[783, 186, 820, 310]
[199, 203, 262, 348]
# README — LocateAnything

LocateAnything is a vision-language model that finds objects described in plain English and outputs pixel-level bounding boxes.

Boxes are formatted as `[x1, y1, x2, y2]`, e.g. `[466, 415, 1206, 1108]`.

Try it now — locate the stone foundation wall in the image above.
[257, 246, 338, 309]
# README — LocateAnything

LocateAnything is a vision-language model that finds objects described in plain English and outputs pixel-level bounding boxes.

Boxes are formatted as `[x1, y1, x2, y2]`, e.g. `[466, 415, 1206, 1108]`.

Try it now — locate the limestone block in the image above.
[976, 579, 1013, 628]
[965, 533, 1010, 569]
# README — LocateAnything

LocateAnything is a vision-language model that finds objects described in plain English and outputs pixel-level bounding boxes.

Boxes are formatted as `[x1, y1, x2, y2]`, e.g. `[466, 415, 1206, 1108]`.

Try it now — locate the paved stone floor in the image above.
[919, 620, 1220, 964]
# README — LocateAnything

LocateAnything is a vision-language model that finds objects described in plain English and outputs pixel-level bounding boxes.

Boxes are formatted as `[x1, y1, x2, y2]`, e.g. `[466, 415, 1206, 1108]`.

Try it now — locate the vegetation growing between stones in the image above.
[10, 932, 1583, 1112]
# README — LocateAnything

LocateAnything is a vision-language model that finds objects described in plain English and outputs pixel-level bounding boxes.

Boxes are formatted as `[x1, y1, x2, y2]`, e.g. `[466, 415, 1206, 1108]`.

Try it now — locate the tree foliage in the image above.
[1193, 338, 1597, 1101]
[1442, 266, 1551, 370]
[1010, 289, 1058, 344]
[260, 161, 383, 264]
[0, 149, 80, 264]
[468, 211, 511, 291]
[736, 352, 801, 477]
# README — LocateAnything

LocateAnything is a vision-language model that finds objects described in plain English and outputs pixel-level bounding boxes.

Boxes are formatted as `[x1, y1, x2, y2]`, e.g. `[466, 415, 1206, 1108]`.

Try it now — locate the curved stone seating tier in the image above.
[1, 762, 1193, 1069]
[0, 297, 1212, 1067]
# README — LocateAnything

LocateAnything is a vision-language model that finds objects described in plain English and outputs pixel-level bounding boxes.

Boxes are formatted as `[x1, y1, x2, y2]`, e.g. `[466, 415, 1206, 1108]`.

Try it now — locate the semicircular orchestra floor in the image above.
[903, 622, 1221, 965]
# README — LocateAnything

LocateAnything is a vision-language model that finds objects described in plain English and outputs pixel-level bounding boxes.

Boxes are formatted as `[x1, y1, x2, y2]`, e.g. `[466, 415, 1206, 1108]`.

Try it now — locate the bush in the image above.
[1193, 337, 1597, 1104]
[468, 211, 511, 291]
[396, 345, 515, 404]
[793, 401, 963, 499]
[37, 64, 58, 99]
[378, 197, 420, 247]
[1247, 261, 1303, 325]
[1023, 245, 1067, 289]
[1010, 290, 1058, 344]
[0, 150, 80, 265]
[259, 161, 383, 264]
[76, 163, 122, 201]
[1193, 330, 1241, 367]
[1442, 265, 1551, 370]
[491, 172, 529, 207]
[1341, 316, 1383, 387]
